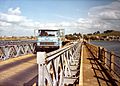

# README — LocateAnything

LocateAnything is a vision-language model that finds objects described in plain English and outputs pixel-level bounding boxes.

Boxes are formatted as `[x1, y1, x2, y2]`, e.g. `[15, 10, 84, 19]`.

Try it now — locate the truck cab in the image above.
[34, 29, 64, 52]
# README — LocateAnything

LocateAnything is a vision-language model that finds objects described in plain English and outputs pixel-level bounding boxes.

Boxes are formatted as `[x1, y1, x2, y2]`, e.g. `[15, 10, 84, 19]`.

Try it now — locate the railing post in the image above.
[79, 44, 84, 86]
[109, 52, 112, 72]
[103, 48, 105, 63]
[104, 48, 108, 68]
[37, 52, 46, 86]
[98, 47, 101, 60]
[111, 51, 115, 73]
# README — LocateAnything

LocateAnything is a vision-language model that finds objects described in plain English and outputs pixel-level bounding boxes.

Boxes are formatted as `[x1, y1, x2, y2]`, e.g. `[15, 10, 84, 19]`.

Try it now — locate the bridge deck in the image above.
[0, 54, 37, 86]
[80, 45, 117, 86]
[0, 42, 119, 86]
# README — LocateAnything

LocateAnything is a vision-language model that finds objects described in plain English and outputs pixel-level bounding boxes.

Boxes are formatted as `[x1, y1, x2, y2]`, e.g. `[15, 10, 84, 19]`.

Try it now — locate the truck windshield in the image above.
[37, 30, 59, 37]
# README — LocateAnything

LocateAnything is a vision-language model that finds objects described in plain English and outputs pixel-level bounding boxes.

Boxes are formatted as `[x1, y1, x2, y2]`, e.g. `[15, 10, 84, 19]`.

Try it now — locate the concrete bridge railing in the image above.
[85, 42, 120, 85]
[36, 41, 81, 86]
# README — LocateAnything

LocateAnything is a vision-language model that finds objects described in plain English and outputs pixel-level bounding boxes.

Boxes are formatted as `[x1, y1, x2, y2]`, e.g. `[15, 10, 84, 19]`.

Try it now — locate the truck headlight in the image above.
[37, 43, 40, 46]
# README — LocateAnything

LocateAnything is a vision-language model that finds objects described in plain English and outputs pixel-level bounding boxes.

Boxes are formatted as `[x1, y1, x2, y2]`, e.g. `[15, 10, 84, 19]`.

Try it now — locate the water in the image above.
[90, 41, 120, 77]
[90, 41, 120, 56]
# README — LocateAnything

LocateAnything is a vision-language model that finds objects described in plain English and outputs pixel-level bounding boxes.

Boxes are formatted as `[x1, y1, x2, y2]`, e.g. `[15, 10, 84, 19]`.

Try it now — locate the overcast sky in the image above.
[0, 0, 120, 36]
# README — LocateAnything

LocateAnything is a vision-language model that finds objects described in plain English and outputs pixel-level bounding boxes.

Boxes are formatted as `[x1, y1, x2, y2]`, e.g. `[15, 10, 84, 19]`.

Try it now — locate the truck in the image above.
[34, 29, 64, 53]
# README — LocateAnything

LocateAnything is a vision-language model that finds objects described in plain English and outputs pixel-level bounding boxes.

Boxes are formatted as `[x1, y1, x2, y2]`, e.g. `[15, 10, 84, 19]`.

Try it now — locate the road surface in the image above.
[0, 54, 38, 86]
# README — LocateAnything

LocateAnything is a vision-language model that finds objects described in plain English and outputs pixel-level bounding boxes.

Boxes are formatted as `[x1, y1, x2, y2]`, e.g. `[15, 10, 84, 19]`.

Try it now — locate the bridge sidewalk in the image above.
[79, 45, 114, 86]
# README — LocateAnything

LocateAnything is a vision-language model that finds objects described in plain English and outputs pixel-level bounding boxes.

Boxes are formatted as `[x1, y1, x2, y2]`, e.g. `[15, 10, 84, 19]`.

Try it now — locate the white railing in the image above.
[0, 42, 35, 60]
[37, 41, 81, 86]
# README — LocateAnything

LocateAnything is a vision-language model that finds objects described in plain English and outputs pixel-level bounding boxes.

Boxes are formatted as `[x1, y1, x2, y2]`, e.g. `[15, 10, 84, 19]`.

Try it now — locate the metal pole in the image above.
[37, 52, 46, 86]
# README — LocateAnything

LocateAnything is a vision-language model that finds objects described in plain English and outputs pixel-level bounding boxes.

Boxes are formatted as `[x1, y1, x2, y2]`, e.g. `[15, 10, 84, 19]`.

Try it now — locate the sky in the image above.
[0, 0, 120, 36]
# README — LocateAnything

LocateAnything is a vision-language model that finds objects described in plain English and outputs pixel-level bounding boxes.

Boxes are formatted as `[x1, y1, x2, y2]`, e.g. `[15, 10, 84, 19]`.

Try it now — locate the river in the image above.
[90, 40, 120, 56]
[90, 41, 120, 77]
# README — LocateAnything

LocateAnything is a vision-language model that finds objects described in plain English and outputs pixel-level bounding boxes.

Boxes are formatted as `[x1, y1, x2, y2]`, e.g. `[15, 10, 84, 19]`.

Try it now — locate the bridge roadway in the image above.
[0, 42, 119, 86]
[0, 54, 37, 86]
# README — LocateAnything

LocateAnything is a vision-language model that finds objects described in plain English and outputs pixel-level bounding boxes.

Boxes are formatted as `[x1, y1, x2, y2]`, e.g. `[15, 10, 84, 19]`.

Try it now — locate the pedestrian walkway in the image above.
[79, 45, 118, 86]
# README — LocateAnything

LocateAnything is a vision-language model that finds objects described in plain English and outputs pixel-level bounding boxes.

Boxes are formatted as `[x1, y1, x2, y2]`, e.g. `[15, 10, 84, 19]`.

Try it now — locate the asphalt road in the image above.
[0, 54, 38, 86]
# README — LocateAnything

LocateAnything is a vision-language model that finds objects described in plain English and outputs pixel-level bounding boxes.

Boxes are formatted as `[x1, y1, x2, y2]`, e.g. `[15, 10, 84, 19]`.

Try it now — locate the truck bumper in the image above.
[35, 46, 59, 52]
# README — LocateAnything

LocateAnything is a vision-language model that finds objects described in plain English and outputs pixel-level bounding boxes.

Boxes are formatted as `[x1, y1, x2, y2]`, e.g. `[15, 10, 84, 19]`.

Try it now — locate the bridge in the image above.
[0, 40, 120, 86]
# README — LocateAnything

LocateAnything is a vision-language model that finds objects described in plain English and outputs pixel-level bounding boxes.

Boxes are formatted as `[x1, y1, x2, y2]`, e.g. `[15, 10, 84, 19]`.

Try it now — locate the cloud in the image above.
[59, 22, 71, 27]
[0, 7, 35, 36]
[0, 7, 36, 28]
[0, 13, 27, 23]
[89, 4, 120, 20]
[60, 0, 120, 33]
[0, 7, 96, 35]
[87, 1, 120, 32]
[89, 1, 120, 18]
[8, 7, 21, 15]
[0, 7, 29, 25]
[0, 21, 11, 27]
[55, 14, 75, 21]
[1, 1, 120, 36]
